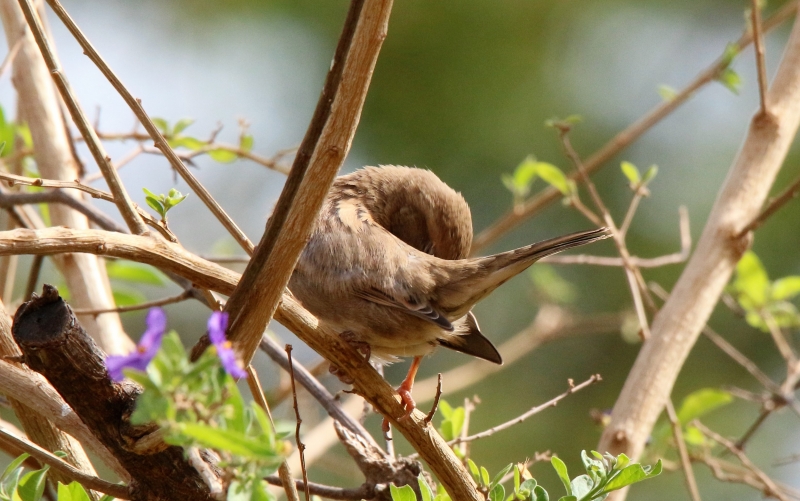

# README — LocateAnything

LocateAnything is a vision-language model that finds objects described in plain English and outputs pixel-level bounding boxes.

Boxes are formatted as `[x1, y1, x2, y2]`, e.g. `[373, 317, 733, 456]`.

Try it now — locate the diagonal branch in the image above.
[598, 9, 800, 470]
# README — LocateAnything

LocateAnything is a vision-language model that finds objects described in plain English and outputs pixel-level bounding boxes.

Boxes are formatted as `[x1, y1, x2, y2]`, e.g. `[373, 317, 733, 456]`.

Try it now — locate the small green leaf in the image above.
[112, 288, 147, 307]
[489, 483, 505, 501]
[16, 465, 49, 501]
[1, 454, 29, 483]
[642, 165, 658, 184]
[178, 423, 281, 461]
[533, 485, 549, 501]
[535, 162, 570, 195]
[467, 459, 480, 483]
[683, 425, 706, 446]
[145, 196, 165, 217]
[569, 475, 594, 500]
[772, 276, 800, 301]
[390, 484, 416, 501]
[491, 464, 513, 489]
[240, 134, 254, 152]
[481, 466, 491, 487]
[603, 460, 662, 492]
[620, 161, 640, 186]
[718, 68, 741, 94]
[57, 482, 92, 501]
[721, 42, 740, 68]
[208, 148, 238, 163]
[657, 85, 677, 102]
[172, 118, 194, 135]
[676, 388, 733, 424]
[418, 474, 434, 501]
[551, 457, 571, 496]
[107, 260, 166, 285]
[556, 496, 576, 501]
[152, 118, 169, 133]
[169, 136, 206, 150]
[731, 251, 770, 309]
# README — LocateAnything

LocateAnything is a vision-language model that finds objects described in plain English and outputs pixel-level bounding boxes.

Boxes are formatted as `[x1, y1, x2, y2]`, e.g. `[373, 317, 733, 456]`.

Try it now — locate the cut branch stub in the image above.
[11, 284, 216, 501]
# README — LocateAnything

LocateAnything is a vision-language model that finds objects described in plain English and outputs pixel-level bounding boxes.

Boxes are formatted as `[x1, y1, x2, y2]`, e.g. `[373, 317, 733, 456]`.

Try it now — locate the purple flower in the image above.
[208, 311, 247, 379]
[105, 308, 167, 382]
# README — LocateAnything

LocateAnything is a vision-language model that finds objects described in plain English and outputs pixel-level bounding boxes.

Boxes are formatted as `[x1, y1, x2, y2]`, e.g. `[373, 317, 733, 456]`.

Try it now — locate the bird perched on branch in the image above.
[288, 165, 609, 429]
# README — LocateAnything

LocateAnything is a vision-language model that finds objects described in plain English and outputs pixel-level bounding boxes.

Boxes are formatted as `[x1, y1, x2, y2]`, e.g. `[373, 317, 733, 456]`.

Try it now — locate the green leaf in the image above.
[1, 455, 29, 483]
[178, 423, 281, 461]
[107, 260, 166, 285]
[481, 466, 491, 487]
[16, 465, 49, 501]
[491, 464, 513, 489]
[718, 68, 741, 94]
[513, 157, 540, 192]
[657, 85, 677, 102]
[569, 475, 594, 500]
[57, 482, 92, 501]
[390, 484, 416, 501]
[683, 425, 706, 446]
[732, 251, 770, 309]
[239, 134, 254, 152]
[172, 118, 194, 135]
[152, 118, 169, 133]
[111, 288, 147, 307]
[145, 196, 165, 217]
[620, 161, 640, 186]
[676, 388, 733, 424]
[438, 400, 453, 419]
[721, 42, 740, 68]
[603, 460, 662, 492]
[535, 162, 570, 195]
[642, 165, 658, 184]
[418, 474, 434, 501]
[163, 191, 188, 211]
[556, 497, 576, 501]
[467, 459, 480, 483]
[169, 136, 206, 151]
[533, 486, 549, 501]
[551, 457, 571, 496]
[772, 276, 800, 301]
[489, 483, 505, 501]
[208, 148, 238, 163]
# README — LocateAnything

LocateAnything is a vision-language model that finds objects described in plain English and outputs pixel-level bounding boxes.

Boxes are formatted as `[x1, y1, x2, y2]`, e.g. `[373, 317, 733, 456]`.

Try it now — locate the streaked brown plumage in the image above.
[288, 165, 609, 422]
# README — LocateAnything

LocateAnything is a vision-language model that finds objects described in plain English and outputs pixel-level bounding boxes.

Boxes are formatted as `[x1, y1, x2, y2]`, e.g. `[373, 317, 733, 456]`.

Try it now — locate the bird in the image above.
[288, 165, 610, 428]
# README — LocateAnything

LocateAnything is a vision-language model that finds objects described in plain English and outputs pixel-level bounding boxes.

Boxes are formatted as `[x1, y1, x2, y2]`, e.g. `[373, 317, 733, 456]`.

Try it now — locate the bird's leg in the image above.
[382, 356, 423, 438]
[329, 331, 371, 385]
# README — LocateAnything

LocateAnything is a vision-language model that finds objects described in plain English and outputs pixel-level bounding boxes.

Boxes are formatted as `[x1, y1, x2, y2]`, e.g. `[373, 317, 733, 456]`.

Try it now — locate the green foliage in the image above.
[392, 455, 661, 501]
[143, 187, 188, 222]
[437, 400, 466, 442]
[126, 331, 285, 498]
[619, 161, 657, 192]
[728, 251, 800, 331]
[0, 105, 32, 159]
[151, 117, 254, 163]
[717, 43, 741, 94]
[107, 260, 166, 286]
[651, 388, 733, 453]
[0, 453, 107, 501]
[502, 156, 575, 206]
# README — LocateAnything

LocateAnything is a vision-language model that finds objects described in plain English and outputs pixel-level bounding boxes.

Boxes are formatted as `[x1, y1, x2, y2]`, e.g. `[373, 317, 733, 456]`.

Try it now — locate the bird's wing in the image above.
[438, 311, 503, 364]
[352, 287, 454, 332]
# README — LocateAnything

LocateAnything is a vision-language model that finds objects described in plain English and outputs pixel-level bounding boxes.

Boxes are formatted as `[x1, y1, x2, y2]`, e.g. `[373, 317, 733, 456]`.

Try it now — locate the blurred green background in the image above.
[5, 0, 800, 499]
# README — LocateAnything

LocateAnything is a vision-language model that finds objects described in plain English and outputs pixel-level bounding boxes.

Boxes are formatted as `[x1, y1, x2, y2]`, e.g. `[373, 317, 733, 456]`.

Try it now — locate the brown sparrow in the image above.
[288, 166, 609, 424]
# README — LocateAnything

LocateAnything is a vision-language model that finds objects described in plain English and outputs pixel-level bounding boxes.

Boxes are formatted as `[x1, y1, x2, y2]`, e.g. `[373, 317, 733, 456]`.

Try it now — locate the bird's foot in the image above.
[381, 356, 422, 440]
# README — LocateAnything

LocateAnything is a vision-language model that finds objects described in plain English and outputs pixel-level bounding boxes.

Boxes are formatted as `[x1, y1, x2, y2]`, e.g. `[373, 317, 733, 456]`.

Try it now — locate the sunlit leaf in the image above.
[551, 456, 571, 496]
[107, 260, 166, 286]
[676, 388, 733, 424]
[111, 288, 147, 307]
[718, 68, 741, 94]
[569, 475, 594, 500]
[390, 484, 416, 501]
[169, 136, 206, 151]
[657, 85, 677, 102]
[208, 148, 238, 163]
[152, 118, 169, 133]
[731, 251, 770, 309]
[419, 474, 434, 501]
[16, 464, 49, 501]
[772, 276, 800, 301]
[603, 460, 662, 492]
[172, 118, 194, 135]
[240, 134, 254, 152]
[535, 162, 570, 195]
[620, 161, 640, 186]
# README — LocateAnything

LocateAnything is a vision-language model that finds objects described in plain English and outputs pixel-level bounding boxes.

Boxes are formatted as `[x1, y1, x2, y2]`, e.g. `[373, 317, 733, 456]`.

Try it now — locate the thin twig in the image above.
[0, 171, 176, 241]
[557, 127, 651, 338]
[665, 399, 702, 501]
[470, 0, 799, 254]
[735, 407, 772, 450]
[0, 26, 24, 80]
[0, 189, 127, 233]
[71, 290, 192, 316]
[448, 375, 600, 447]
[17, 0, 147, 235]
[762, 308, 797, 366]
[424, 374, 443, 424]
[81, 144, 144, 185]
[619, 187, 647, 237]
[751, 0, 770, 116]
[0, 426, 130, 499]
[44, 0, 253, 252]
[264, 476, 373, 500]
[286, 345, 310, 501]
[739, 166, 800, 236]
[693, 420, 788, 501]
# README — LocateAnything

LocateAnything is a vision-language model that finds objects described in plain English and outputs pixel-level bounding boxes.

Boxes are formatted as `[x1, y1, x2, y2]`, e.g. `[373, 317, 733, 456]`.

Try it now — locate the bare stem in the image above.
[286, 345, 310, 501]
[752, 0, 770, 115]
[665, 399, 702, 501]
